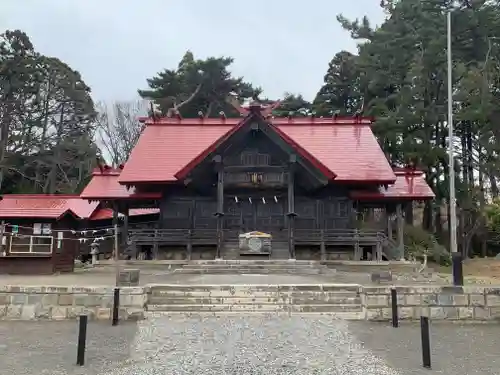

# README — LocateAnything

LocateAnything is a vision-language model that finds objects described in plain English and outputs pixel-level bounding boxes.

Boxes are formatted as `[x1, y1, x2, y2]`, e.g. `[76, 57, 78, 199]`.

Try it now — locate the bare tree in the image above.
[95, 100, 147, 166]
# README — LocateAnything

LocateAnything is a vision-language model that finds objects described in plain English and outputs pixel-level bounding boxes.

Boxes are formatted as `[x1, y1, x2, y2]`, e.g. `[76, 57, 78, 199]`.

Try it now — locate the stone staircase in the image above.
[147, 284, 364, 317]
[173, 260, 335, 275]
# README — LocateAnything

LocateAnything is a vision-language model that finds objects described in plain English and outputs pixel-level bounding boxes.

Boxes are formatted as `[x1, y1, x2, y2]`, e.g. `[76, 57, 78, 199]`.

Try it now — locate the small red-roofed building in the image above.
[0, 193, 160, 274]
[81, 101, 434, 261]
[0, 194, 98, 274]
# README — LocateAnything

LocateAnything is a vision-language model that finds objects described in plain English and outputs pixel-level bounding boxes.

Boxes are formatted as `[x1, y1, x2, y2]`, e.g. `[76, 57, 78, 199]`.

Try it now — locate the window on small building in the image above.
[9, 235, 53, 254]
[41, 223, 52, 235]
[33, 223, 52, 235]
[33, 223, 42, 235]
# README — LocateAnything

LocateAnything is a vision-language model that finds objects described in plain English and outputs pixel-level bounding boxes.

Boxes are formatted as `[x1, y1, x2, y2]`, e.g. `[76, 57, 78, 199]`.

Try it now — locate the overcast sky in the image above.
[1, 1, 384, 102]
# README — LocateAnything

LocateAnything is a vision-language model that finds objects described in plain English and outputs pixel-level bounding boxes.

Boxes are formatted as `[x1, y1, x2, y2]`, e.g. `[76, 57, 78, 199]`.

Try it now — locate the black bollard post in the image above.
[112, 287, 120, 326]
[420, 316, 431, 369]
[76, 314, 87, 366]
[391, 288, 398, 328]
[451, 252, 464, 286]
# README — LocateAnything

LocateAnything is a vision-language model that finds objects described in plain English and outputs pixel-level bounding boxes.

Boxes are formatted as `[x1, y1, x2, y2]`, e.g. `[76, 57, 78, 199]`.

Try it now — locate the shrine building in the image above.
[80, 101, 434, 261]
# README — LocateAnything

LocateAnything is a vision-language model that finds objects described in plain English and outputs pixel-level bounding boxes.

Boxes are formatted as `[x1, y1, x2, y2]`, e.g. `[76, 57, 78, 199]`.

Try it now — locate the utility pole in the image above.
[447, 10, 463, 286]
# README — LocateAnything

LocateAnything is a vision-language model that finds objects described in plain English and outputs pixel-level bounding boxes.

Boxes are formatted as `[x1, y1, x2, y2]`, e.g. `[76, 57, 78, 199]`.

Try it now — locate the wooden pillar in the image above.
[354, 228, 362, 260]
[386, 208, 393, 240]
[396, 202, 405, 260]
[186, 202, 194, 261]
[112, 201, 120, 286]
[320, 229, 326, 261]
[286, 155, 297, 259]
[214, 155, 224, 259]
[112, 202, 119, 258]
[152, 228, 159, 260]
[375, 240, 383, 261]
[405, 201, 414, 225]
[186, 229, 192, 261]
[121, 204, 129, 249]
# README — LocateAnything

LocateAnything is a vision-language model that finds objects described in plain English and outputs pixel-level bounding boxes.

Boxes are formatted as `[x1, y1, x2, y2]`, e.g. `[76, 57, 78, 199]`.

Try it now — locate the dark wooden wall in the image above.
[159, 187, 354, 234]
[159, 136, 358, 234]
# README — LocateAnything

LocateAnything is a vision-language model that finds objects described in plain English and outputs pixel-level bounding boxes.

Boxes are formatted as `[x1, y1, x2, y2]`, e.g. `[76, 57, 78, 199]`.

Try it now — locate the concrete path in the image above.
[2, 315, 500, 374]
[0, 268, 370, 286]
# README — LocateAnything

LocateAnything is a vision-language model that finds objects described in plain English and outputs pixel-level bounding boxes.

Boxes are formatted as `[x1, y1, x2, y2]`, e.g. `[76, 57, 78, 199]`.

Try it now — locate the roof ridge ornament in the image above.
[226, 93, 281, 117]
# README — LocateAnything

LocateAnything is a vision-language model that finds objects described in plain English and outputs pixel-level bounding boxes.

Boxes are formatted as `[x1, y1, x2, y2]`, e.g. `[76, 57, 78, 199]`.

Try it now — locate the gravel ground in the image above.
[4, 315, 500, 375]
[110, 314, 400, 375]
[349, 321, 500, 375]
[0, 320, 139, 375]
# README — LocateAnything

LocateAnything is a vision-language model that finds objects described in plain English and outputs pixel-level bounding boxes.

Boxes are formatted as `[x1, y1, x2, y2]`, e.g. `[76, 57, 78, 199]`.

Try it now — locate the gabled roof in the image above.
[118, 114, 396, 184]
[80, 168, 162, 201]
[0, 194, 99, 219]
[174, 110, 335, 182]
[349, 169, 435, 201]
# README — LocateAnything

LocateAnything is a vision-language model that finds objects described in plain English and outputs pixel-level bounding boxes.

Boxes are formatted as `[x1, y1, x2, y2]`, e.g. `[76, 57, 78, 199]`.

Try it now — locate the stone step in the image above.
[148, 295, 361, 305]
[188, 260, 322, 265]
[150, 288, 359, 296]
[147, 304, 362, 313]
[149, 284, 361, 296]
[173, 268, 330, 275]
[181, 263, 326, 269]
[147, 284, 362, 315]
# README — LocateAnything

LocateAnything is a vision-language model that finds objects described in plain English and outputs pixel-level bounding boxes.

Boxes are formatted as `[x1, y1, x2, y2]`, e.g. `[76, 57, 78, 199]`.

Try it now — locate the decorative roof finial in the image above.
[249, 98, 262, 112]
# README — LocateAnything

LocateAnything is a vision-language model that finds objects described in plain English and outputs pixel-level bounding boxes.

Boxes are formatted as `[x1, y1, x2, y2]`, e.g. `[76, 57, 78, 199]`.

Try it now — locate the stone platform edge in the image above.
[1, 284, 500, 321]
[0, 285, 146, 321]
[362, 285, 500, 321]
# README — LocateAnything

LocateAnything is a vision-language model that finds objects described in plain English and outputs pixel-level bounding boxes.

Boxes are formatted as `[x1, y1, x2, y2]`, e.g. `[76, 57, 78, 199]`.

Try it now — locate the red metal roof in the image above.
[80, 169, 162, 200]
[0, 195, 99, 219]
[118, 115, 395, 184]
[89, 207, 159, 221]
[173, 113, 338, 181]
[349, 169, 435, 201]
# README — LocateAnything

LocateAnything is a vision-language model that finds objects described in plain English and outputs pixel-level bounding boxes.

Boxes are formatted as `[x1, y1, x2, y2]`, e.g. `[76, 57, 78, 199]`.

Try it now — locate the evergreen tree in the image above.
[138, 51, 260, 118]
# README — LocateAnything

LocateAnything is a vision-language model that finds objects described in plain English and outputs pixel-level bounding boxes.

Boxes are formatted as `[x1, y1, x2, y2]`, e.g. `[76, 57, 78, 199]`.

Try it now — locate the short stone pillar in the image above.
[118, 269, 140, 287]
[370, 270, 393, 284]
[90, 243, 100, 266]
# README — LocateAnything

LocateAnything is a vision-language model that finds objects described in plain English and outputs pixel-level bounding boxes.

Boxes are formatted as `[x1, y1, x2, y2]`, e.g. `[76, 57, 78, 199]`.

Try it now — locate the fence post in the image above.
[112, 287, 120, 326]
[391, 288, 398, 328]
[420, 316, 431, 369]
[76, 314, 87, 366]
